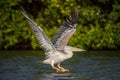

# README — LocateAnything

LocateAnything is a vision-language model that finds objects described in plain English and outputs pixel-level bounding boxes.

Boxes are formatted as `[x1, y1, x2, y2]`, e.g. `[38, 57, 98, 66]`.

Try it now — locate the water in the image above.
[0, 50, 120, 80]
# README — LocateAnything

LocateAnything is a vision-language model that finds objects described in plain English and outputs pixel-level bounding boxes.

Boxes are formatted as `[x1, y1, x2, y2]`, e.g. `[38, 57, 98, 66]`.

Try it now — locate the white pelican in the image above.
[21, 8, 86, 72]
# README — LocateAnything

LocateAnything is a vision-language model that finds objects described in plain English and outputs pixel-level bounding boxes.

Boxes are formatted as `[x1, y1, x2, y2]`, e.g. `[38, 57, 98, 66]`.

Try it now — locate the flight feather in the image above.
[53, 8, 78, 51]
[21, 10, 55, 52]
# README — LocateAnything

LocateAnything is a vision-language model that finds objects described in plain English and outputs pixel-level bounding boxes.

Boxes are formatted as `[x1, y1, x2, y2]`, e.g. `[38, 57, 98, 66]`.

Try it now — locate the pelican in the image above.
[21, 8, 86, 72]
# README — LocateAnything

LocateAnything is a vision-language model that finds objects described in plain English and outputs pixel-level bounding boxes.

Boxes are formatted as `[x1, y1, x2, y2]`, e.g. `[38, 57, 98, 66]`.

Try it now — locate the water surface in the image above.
[0, 50, 120, 80]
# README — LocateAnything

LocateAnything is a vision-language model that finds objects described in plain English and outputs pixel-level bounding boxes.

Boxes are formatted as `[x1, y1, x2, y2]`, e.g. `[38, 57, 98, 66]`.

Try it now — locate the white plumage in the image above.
[21, 8, 86, 72]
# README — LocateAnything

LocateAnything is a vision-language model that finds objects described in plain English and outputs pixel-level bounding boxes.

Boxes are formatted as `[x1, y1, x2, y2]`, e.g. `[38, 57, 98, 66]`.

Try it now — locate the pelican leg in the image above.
[51, 63, 61, 72]
[57, 63, 69, 72]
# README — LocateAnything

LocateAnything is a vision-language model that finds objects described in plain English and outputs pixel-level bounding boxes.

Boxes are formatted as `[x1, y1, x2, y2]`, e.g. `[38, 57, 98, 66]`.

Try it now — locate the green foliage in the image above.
[0, 0, 120, 50]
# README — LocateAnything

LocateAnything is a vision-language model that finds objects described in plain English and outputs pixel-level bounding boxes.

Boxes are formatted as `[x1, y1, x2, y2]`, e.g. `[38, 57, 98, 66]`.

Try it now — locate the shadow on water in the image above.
[0, 50, 120, 80]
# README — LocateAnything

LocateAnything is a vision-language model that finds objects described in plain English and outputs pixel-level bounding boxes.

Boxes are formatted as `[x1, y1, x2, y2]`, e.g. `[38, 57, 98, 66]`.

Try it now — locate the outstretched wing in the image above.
[21, 10, 56, 52]
[52, 8, 78, 50]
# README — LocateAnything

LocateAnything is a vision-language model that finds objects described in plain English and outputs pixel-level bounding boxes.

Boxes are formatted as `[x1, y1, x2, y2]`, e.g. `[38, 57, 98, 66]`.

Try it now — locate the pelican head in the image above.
[66, 46, 86, 52]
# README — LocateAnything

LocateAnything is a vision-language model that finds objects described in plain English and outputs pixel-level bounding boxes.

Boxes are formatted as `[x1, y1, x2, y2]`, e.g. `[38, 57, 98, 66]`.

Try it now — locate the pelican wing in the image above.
[21, 11, 55, 52]
[53, 8, 78, 50]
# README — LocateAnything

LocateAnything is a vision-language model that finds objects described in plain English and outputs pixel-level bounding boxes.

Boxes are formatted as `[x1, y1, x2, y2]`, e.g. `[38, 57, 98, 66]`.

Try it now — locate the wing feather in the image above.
[53, 8, 78, 50]
[21, 11, 55, 52]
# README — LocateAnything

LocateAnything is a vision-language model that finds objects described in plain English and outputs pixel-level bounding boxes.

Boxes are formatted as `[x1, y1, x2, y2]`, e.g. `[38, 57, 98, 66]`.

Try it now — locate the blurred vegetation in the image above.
[0, 0, 120, 50]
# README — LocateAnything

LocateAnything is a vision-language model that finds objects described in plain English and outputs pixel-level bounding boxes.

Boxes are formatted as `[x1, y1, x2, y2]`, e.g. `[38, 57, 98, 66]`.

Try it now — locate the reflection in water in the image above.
[34, 72, 77, 80]
[0, 51, 120, 80]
